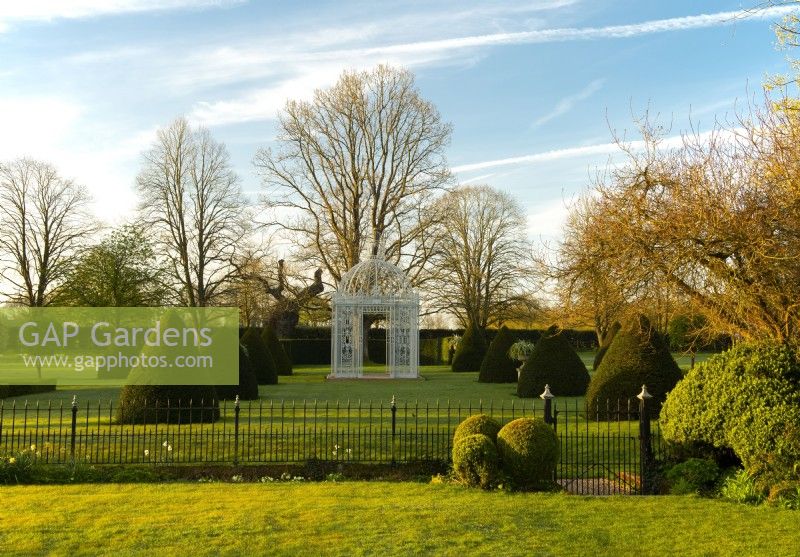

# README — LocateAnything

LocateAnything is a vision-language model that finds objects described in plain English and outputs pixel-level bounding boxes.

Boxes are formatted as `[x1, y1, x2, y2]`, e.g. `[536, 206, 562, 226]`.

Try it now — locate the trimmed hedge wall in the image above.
[0, 384, 57, 400]
[274, 327, 598, 366]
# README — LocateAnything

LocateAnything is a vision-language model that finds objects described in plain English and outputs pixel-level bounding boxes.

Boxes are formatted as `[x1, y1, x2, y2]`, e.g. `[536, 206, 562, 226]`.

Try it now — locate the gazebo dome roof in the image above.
[338, 252, 413, 297]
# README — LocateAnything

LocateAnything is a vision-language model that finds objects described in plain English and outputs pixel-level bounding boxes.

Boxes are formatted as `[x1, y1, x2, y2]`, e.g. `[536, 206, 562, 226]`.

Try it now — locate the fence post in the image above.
[540, 384, 555, 427]
[637, 385, 654, 495]
[233, 395, 240, 466]
[390, 395, 397, 465]
[70, 395, 78, 462]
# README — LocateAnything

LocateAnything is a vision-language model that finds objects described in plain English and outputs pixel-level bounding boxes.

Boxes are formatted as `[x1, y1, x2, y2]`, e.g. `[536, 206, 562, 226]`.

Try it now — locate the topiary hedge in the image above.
[660, 342, 800, 487]
[453, 414, 502, 446]
[586, 315, 682, 418]
[451, 324, 488, 373]
[216, 345, 260, 401]
[452, 433, 501, 489]
[242, 328, 277, 385]
[594, 321, 621, 370]
[478, 326, 518, 383]
[517, 325, 591, 397]
[262, 326, 292, 376]
[0, 384, 56, 399]
[496, 417, 559, 489]
[116, 384, 220, 424]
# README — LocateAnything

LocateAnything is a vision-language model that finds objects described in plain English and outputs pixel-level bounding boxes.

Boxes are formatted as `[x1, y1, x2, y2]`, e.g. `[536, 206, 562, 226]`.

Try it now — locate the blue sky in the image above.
[0, 1, 795, 240]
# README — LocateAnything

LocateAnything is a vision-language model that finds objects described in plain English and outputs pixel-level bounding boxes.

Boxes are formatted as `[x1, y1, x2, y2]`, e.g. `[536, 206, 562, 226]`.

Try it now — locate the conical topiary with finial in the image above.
[586, 314, 682, 419]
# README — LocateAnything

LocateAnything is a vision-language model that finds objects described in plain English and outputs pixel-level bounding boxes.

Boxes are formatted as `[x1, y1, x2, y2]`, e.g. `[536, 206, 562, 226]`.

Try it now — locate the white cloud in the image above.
[0, 96, 156, 225]
[0, 97, 83, 157]
[453, 128, 738, 173]
[185, 5, 796, 126]
[527, 200, 571, 239]
[0, 0, 242, 28]
[453, 142, 622, 173]
[533, 78, 605, 127]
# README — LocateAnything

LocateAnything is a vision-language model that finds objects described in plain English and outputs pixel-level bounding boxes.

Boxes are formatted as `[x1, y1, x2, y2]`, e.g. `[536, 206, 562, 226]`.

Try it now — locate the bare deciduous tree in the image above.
[254, 64, 452, 284]
[426, 185, 532, 330]
[556, 98, 800, 342]
[0, 158, 94, 306]
[137, 117, 247, 307]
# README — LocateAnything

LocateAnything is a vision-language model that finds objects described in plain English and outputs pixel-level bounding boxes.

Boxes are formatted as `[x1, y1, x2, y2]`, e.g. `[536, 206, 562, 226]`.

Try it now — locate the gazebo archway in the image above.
[329, 251, 419, 379]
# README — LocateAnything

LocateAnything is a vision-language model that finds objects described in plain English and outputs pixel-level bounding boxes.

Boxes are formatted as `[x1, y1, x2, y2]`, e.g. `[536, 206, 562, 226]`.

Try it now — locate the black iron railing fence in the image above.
[0, 387, 666, 494]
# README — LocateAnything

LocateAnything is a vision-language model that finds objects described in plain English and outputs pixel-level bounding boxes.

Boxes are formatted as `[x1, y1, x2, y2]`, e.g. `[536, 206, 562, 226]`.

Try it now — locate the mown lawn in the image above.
[0, 482, 796, 556]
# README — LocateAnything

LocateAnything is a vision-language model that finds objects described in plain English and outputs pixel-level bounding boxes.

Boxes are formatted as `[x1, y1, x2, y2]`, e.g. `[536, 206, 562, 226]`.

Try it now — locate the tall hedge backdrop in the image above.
[269, 327, 599, 366]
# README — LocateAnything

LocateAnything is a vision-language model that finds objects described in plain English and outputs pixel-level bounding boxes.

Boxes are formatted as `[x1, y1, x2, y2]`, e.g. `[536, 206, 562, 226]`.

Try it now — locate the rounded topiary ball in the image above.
[497, 417, 558, 489]
[453, 414, 502, 446]
[452, 433, 501, 489]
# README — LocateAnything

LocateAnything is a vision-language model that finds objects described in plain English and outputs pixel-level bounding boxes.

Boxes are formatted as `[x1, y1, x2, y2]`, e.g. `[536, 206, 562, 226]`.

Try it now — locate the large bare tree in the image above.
[254, 64, 452, 284]
[0, 158, 94, 306]
[137, 117, 247, 307]
[426, 185, 532, 330]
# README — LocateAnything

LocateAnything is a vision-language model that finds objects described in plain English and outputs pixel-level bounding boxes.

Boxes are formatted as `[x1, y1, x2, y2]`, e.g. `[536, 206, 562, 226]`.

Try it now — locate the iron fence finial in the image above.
[637, 385, 653, 400]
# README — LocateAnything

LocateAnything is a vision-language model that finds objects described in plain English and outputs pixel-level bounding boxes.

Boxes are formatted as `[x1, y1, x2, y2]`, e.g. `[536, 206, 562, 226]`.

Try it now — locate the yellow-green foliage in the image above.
[661, 342, 800, 485]
[453, 414, 502, 446]
[497, 417, 558, 489]
[452, 433, 501, 489]
[593, 321, 621, 370]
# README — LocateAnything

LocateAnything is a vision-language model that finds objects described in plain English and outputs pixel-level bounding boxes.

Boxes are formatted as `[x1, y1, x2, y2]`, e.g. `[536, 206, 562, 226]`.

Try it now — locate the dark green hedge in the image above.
[275, 327, 598, 366]
[261, 326, 292, 376]
[0, 384, 56, 399]
[241, 328, 277, 385]
[451, 324, 488, 372]
[478, 326, 518, 383]
[116, 385, 220, 424]
[518, 325, 590, 397]
[586, 315, 682, 418]
[216, 345, 260, 401]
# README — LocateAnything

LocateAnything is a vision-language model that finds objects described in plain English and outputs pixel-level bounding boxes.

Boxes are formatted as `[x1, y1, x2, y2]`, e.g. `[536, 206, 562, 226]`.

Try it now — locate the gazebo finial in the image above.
[367, 233, 386, 260]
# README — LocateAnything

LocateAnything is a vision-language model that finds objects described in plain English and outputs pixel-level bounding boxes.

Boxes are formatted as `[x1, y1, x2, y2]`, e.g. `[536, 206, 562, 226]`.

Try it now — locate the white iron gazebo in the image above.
[329, 250, 419, 379]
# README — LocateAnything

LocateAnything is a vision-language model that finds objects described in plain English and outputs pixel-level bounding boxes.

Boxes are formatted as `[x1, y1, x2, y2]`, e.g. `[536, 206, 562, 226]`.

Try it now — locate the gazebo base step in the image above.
[326, 373, 425, 381]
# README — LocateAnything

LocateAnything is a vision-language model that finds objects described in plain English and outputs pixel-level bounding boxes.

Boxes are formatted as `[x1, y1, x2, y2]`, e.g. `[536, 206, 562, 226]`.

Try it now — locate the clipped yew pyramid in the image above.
[593, 321, 621, 370]
[586, 315, 682, 418]
[478, 326, 518, 383]
[262, 325, 292, 376]
[517, 325, 590, 397]
[217, 344, 260, 400]
[242, 328, 278, 385]
[451, 323, 488, 373]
